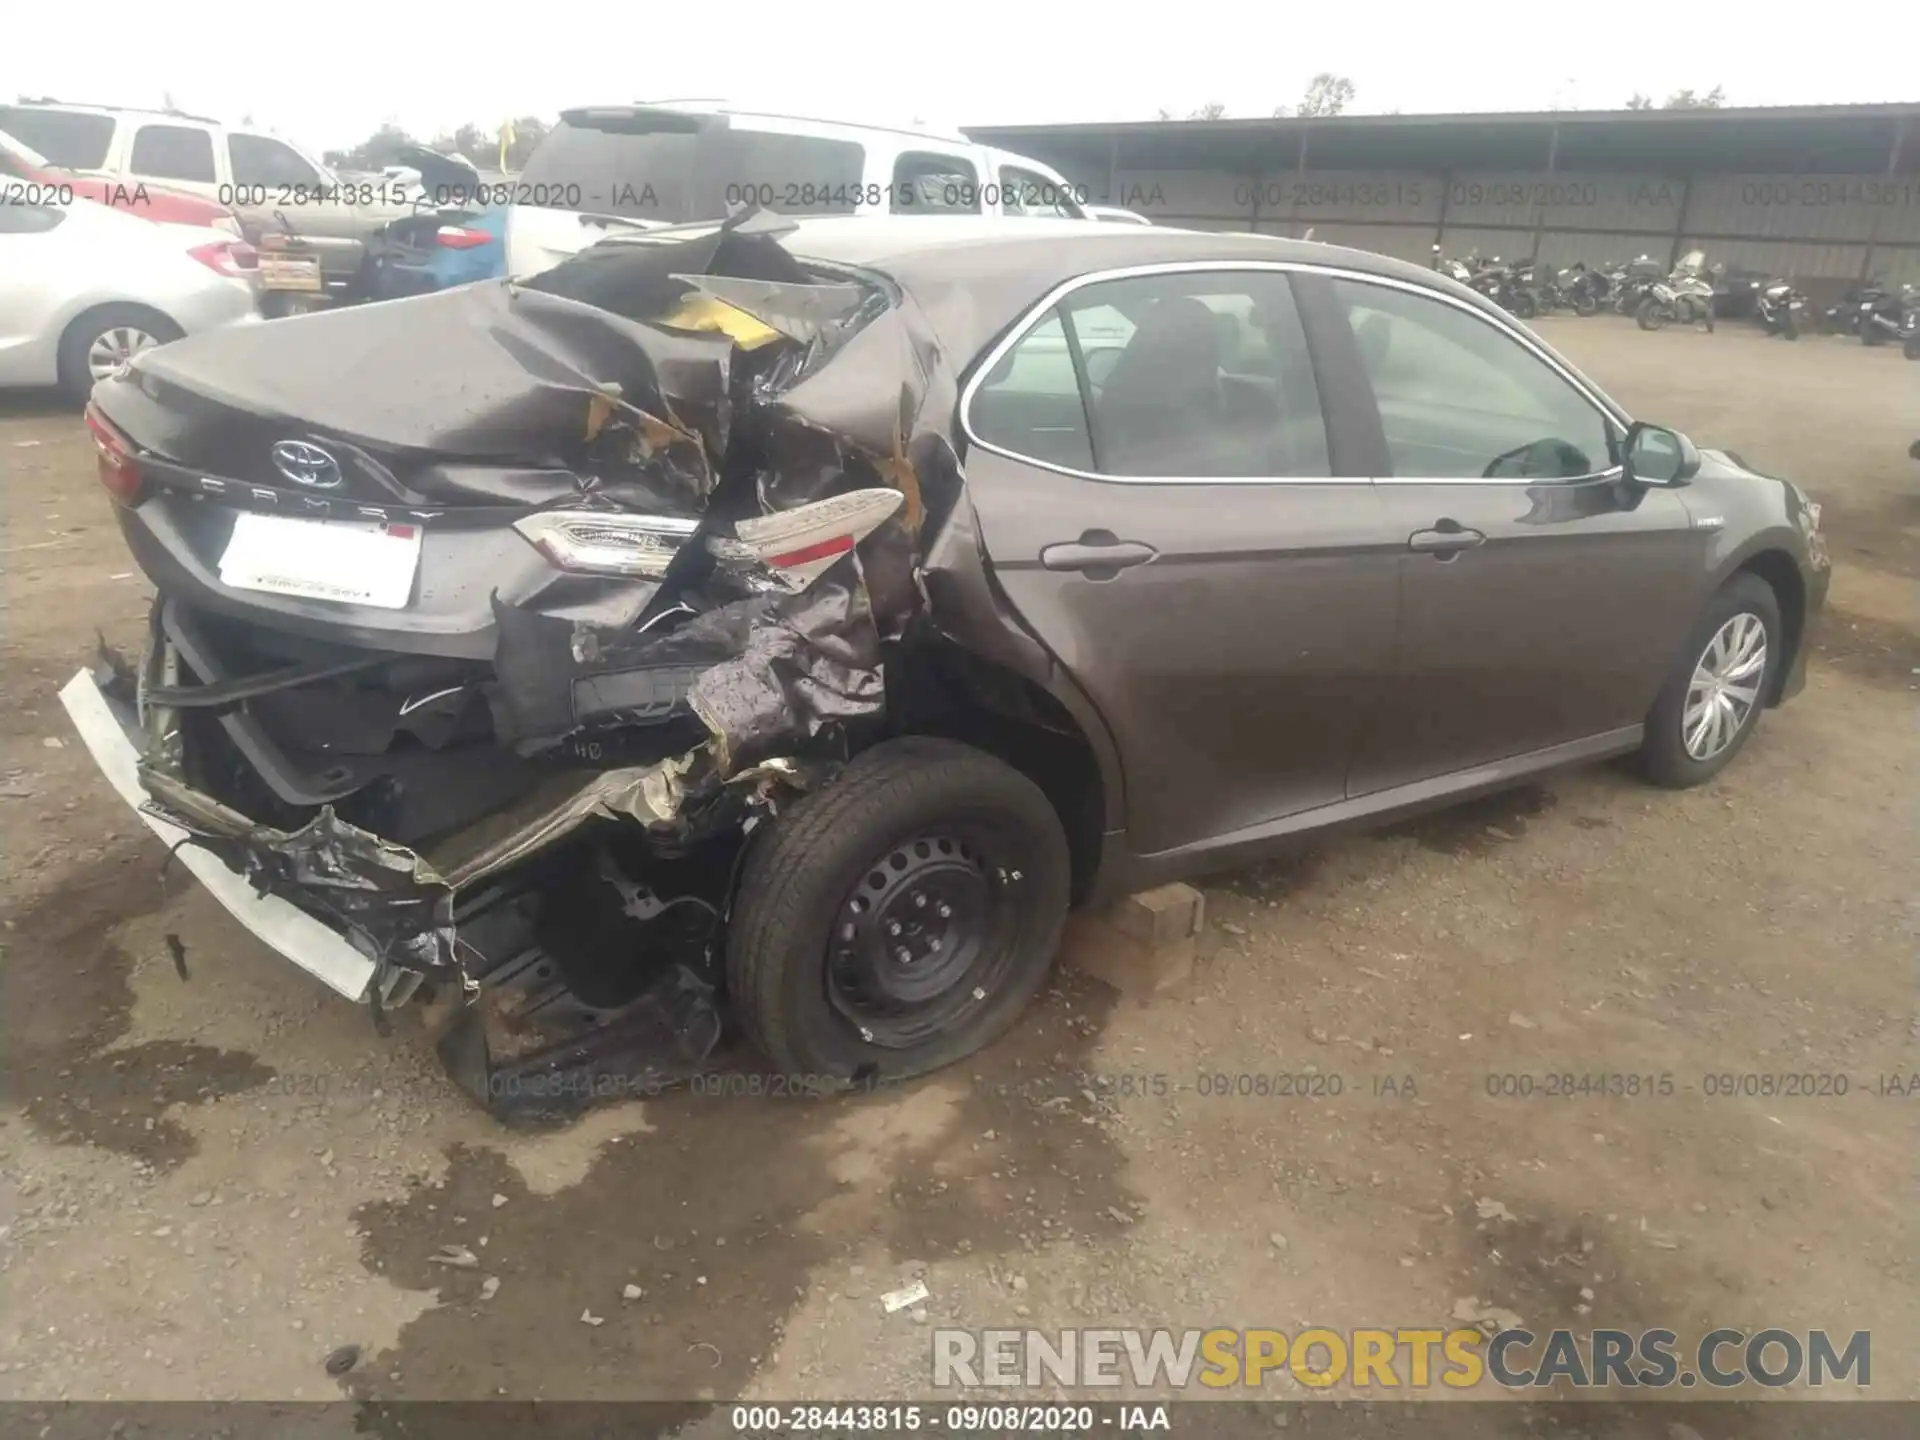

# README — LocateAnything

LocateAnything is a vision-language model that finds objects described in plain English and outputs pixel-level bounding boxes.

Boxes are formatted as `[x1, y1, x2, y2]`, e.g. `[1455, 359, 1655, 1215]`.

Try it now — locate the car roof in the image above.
[567, 101, 975, 147]
[5, 99, 224, 126]
[775, 217, 1480, 368]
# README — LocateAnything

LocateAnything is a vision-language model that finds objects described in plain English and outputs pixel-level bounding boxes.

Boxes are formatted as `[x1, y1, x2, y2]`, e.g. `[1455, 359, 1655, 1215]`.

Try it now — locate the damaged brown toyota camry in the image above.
[62, 212, 1830, 1120]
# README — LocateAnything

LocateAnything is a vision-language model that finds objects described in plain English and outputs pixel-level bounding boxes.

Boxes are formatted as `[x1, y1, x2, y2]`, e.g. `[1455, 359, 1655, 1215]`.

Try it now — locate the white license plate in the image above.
[218, 513, 423, 609]
[259, 252, 325, 292]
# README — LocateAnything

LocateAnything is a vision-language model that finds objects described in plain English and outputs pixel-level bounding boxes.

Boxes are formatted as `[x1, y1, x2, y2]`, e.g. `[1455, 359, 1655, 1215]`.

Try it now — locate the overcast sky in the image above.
[6, 1, 1913, 154]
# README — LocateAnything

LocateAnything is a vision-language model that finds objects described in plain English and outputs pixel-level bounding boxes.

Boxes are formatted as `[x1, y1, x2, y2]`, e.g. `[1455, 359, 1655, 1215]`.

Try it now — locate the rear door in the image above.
[1303, 270, 1705, 795]
[0, 201, 72, 384]
[125, 121, 221, 199]
[960, 264, 1398, 858]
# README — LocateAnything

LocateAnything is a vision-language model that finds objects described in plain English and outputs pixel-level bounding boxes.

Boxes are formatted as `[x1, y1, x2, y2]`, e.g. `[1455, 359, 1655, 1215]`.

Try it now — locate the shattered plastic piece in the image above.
[881, 1280, 931, 1314]
[480, 1277, 501, 1300]
[323, 1345, 360, 1376]
[580, 1310, 605, 1327]
[429, 1244, 480, 1268]
[165, 933, 189, 981]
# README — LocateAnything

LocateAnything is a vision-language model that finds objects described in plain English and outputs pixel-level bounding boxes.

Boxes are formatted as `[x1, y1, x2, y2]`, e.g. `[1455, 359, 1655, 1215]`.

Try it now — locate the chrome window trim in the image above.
[956, 258, 1630, 487]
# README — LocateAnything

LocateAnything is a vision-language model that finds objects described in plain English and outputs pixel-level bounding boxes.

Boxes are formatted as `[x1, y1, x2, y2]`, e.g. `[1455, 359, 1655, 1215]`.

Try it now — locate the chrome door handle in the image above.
[1408, 525, 1486, 555]
[1040, 539, 1157, 573]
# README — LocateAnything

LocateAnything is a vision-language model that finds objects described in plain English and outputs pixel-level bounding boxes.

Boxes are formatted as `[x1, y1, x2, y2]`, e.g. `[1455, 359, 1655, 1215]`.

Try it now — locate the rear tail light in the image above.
[188, 240, 257, 277]
[436, 225, 492, 249]
[513, 512, 701, 579]
[84, 403, 144, 505]
[513, 489, 907, 591]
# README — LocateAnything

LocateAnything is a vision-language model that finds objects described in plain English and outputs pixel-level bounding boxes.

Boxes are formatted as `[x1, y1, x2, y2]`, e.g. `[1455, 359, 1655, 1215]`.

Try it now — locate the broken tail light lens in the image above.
[85, 404, 144, 505]
[513, 511, 701, 580]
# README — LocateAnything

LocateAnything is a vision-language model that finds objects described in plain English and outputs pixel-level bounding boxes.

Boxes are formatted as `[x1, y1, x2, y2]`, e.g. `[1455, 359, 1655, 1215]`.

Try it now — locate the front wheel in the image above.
[1638, 574, 1781, 788]
[1636, 296, 1671, 331]
[1511, 292, 1537, 319]
[1903, 330, 1919, 360]
[1862, 319, 1886, 346]
[725, 737, 1070, 1083]
[1573, 292, 1599, 317]
[1780, 312, 1799, 340]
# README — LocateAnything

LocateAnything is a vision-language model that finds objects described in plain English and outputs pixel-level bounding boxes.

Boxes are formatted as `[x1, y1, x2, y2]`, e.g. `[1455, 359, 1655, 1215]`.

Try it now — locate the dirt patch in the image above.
[3, 843, 275, 1166]
[345, 975, 1127, 1415]
[1812, 609, 1920, 688]
[1382, 784, 1558, 857]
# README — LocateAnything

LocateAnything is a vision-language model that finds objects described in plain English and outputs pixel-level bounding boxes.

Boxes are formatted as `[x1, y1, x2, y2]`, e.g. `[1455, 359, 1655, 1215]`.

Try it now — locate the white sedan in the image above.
[0, 194, 262, 404]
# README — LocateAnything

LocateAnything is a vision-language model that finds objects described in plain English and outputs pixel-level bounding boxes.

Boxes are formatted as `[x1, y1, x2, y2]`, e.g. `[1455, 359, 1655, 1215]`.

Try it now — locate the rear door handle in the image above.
[1408, 524, 1486, 556]
[1040, 538, 1158, 573]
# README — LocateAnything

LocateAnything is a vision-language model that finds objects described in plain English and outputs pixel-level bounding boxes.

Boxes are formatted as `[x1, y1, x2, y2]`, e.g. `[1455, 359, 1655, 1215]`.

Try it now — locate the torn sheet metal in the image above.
[489, 568, 884, 774]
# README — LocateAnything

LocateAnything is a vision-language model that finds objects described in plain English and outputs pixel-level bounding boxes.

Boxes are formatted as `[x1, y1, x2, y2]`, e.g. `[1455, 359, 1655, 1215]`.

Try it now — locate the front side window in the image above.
[228, 134, 320, 189]
[1330, 277, 1616, 479]
[891, 152, 979, 213]
[129, 124, 215, 183]
[969, 269, 1332, 480]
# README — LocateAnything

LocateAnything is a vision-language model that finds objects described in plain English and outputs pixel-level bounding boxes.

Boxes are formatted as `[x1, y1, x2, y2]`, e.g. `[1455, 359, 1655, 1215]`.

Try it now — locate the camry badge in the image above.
[271, 440, 342, 489]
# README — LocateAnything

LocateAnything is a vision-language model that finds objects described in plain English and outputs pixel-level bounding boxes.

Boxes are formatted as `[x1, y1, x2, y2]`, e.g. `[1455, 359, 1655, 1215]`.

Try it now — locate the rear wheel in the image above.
[1780, 312, 1799, 340]
[1573, 292, 1599, 317]
[725, 737, 1069, 1083]
[1636, 296, 1671, 331]
[1638, 574, 1781, 789]
[1904, 331, 1919, 360]
[56, 305, 182, 406]
[1511, 292, 1538, 319]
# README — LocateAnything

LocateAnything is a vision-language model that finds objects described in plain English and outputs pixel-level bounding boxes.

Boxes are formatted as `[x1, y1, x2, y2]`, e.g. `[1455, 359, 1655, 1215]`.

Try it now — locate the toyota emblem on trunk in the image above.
[271, 441, 342, 489]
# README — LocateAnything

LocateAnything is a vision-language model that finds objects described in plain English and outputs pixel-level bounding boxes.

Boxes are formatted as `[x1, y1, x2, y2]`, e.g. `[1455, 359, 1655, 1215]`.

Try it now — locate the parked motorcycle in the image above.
[1610, 255, 1665, 315]
[1859, 281, 1919, 352]
[1754, 278, 1808, 340]
[1637, 251, 1716, 332]
[1550, 263, 1605, 316]
[1462, 255, 1539, 318]
[1820, 279, 1890, 337]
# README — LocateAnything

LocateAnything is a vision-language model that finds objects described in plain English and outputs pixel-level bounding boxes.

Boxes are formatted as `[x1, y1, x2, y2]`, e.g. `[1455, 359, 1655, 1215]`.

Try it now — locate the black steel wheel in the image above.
[726, 737, 1069, 1084]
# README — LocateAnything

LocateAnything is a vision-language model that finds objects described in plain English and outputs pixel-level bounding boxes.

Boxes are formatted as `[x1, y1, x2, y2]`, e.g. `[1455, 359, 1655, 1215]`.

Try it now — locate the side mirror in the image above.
[1622, 422, 1700, 487]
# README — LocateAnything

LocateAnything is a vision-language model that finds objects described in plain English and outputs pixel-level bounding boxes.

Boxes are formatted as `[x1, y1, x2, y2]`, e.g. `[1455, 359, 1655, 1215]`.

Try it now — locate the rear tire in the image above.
[1862, 320, 1884, 346]
[1638, 574, 1781, 789]
[1904, 331, 1919, 360]
[1636, 297, 1670, 331]
[56, 305, 182, 407]
[725, 737, 1069, 1084]
[1512, 292, 1538, 319]
[1574, 293, 1599, 317]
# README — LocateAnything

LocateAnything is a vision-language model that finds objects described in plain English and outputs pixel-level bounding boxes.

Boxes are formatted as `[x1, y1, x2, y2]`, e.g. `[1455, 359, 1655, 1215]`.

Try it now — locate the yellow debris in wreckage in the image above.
[657, 294, 785, 350]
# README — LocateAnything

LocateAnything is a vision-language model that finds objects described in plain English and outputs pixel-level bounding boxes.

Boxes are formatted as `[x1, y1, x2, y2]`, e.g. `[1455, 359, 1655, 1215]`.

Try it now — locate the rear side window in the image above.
[999, 165, 1082, 218]
[969, 311, 1094, 471]
[229, 134, 321, 189]
[130, 124, 216, 183]
[0, 107, 115, 169]
[969, 271, 1331, 480]
[1068, 270, 1330, 478]
[891, 152, 980, 214]
[517, 115, 863, 219]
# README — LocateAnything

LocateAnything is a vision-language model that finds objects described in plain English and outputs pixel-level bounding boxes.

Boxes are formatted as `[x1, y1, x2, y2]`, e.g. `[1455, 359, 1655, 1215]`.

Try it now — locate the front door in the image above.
[960, 266, 1399, 857]
[1306, 273, 1707, 795]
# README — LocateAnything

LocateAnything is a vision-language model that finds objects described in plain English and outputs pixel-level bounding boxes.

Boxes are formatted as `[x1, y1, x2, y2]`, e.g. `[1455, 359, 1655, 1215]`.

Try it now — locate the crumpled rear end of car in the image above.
[70, 209, 977, 1122]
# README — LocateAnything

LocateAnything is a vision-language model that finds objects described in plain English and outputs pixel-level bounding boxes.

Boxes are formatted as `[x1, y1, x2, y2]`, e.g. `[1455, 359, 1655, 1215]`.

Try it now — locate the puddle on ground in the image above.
[347, 973, 1130, 1423]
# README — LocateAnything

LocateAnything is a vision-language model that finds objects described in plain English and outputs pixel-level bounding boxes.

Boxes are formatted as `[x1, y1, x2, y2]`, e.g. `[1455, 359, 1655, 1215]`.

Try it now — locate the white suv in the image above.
[0, 100, 418, 296]
[501, 102, 1096, 278]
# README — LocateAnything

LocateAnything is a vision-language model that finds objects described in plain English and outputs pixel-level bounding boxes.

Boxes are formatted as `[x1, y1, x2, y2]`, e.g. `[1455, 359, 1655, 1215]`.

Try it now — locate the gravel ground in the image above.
[1, 316, 1914, 1417]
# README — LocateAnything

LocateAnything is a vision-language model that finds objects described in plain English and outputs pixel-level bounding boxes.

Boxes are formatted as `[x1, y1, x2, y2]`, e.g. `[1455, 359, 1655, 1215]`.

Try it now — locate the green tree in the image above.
[1292, 73, 1355, 117]
[1663, 85, 1726, 108]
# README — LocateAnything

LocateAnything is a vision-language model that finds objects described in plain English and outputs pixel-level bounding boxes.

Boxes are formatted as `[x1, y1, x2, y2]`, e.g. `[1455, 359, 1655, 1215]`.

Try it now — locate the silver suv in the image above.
[0, 100, 420, 299]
